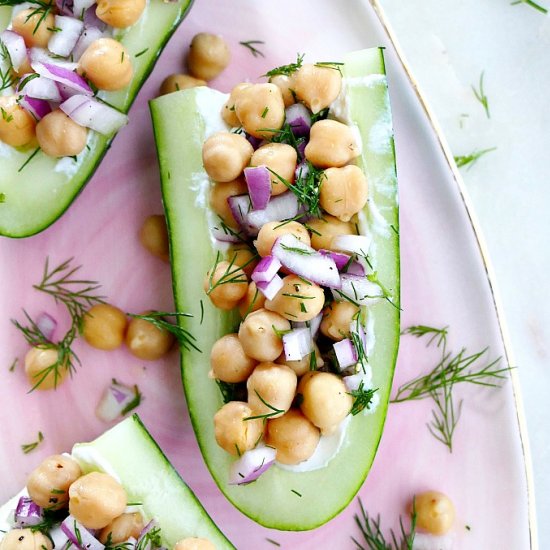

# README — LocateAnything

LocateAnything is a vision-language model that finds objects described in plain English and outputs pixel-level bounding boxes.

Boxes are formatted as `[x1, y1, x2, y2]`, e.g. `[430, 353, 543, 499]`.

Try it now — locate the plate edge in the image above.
[367, 1, 539, 547]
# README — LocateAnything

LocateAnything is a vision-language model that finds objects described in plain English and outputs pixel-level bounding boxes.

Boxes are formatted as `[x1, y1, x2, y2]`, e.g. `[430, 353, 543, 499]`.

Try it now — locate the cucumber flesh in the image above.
[73, 415, 235, 549]
[0, 0, 193, 238]
[150, 47, 400, 530]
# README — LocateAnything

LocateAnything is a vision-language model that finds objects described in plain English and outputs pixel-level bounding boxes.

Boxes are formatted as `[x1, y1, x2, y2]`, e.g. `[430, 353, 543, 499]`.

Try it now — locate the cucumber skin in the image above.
[151, 47, 400, 530]
[0, 0, 194, 239]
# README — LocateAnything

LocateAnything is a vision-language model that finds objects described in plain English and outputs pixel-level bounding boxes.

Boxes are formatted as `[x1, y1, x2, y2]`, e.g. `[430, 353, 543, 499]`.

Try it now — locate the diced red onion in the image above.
[36, 312, 57, 341]
[228, 445, 276, 485]
[32, 61, 92, 95]
[0, 30, 28, 71]
[331, 234, 372, 256]
[285, 103, 311, 137]
[17, 74, 62, 101]
[346, 261, 365, 277]
[55, 0, 74, 16]
[245, 192, 299, 232]
[83, 5, 107, 31]
[319, 249, 351, 270]
[350, 319, 367, 353]
[334, 338, 357, 371]
[137, 520, 160, 550]
[71, 26, 103, 61]
[332, 273, 384, 305]
[61, 516, 105, 550]
[245, 132, 262, 150]
[14, 497, 43, 527]
[244, 165, 271, 211]
[251, 255, 281, 284]
[60, 95, 128, 135]
[272, 234, 341, 289]
[227, 194, 253, 234]
[73, 0, 96, 18]
[19, 96, 52, 120]
[96, 380, 139, 422]
[295, 159, 309, 180]
[48, 16, 84, 57]
[49, 525, 70, 550]
[210, 225, 241, 243]
[30, 47, 79, 70]
[291, 312, 322, 338]
[282, 327, 313, 361]
[256, 273, 284, 300]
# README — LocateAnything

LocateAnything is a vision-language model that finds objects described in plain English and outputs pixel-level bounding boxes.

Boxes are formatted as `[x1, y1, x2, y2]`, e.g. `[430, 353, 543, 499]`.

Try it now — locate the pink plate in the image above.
[0, 0, 534, 548]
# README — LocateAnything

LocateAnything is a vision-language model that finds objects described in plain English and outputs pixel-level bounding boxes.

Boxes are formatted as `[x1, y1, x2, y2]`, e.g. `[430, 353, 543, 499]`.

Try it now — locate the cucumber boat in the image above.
[150, 48, 400, 530]
[0, 414, 234, 549]
[0, 0, 193, 238]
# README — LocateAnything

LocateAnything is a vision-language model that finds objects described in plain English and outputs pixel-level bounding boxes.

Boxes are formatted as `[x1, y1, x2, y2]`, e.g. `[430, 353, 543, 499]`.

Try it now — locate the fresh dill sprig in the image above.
[213, 217, 249, 244]
[0, 42, 16, 92]
[216, 380, 240, 404]
[280, 243, 313, 255]
[134, 48, 148, 58]
[135, 526, 162, 550]
[104, 533, 136, 550]
[243, 390, 284, 420]
[21, 431, 44, 454]
[427, 374, 462, 452]
[348, 382, 377, 416]
[268, 164, 324, 217]
[34, 257, 105, 330]
[511, 0, 548, 13]
[472, 71, 490, 118]
[8, 358, 17, 372]
[128, 311, 201, 353]
[315, 61, 344, 75]
[263, 53, 304, 78]
[18, 147, 40, 173]
[454, 147, 497, 169]
[401, 325, 448, 351]
[30, 509, 66, 535]
[392, 348, 508, 403]
[352, 497, 416, 550]
[239, 40, 265, 58]
[206, 251, 253, 294]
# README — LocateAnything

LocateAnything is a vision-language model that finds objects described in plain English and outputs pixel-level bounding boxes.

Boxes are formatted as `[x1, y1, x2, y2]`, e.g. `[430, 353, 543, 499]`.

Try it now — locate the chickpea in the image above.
[305, 119, 360, 168]
[82, 303, 127, 351]
[255, 220, 310, 257]
[210, 333, 257, 383]
[266, 409, 320, 464]
[204, 260, 248, 310]
[265, 275, 325, 322]
[125, 313, 175, 360]
[0, 530, 52, 550]
[11, 9, 54, 48]
[320, 165, 368, 222]
[299, 372, 352, 434]
[139, 214, 169, 261]
[250, 143, 297, 196]
[226, 246, 258, 277]
[187, 33, 230, 81]
[27, 455, 81, 509]
[78, 38, 133, 91]
[413, 491, 456, 535]
[213, 401, 264, 456]
[247, 362, 297, 418]
[307, 215, 355, 251]
[159, 74, 206, 96]
[209, 177, 248, 229]
[99, 513, 144, 544]
[238, 281, 266, 318]
[35, 110, 87, 157]
[96, 0, 145, 28]
[269, 75, 295, 107]
[293, 63, 342, 114]
[69, 472, 126, 529]
[221, 83, 250, 127]
[320, 301, 360, 341]
[238, 308, 290, 362]
[234, 83, 285, 139]
[202, 132, 253, 183]
[24, 347, 69, 390]
[0, 96, 36, 147]
[174, 538, 215, 550]
[276, 343, 324, 377]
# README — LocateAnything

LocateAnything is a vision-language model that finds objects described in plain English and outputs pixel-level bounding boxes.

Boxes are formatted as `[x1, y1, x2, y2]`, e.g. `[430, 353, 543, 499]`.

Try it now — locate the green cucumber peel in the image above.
[150, 47, 400, 530]
[0, 0, 193, 238]
[72, 414, 235, 549]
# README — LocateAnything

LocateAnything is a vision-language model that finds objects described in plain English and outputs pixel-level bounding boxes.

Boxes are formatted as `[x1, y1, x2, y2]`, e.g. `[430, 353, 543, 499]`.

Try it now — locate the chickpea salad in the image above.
[0, 0, 149, 157]
[196, 55, 395, 483]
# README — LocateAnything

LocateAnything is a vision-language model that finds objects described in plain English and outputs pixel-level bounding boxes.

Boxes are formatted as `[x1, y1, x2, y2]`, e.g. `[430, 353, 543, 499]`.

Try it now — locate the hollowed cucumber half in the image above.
[0, 0, 193, 238]
[150, 47, 400, 530]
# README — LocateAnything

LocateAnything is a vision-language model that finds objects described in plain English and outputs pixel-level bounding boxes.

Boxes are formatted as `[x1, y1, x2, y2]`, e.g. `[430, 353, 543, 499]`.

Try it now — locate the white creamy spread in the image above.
[69, 446, 121, 483]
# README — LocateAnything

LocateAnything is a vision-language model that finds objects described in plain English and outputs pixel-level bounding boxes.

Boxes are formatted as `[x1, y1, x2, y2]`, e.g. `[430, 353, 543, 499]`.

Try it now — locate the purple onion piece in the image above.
[36, 312, 57, 341]
[245, 192, 299, 232]
[83, 6, 107, 31]
[282, 327, 313, 361]
[19, 96, 52, 120]
[227, 194, 254, 235]
[256, 274, 284, 301]
[32, 61, 92, 96]
[61, 515, 105, 550]
[319, 249, 351, 270]
[96, 380, 140, 422]
[334, 338, 358, 371]
[251, 255, 281, 284]
[229, 446, 277, 485]
[295, 159, 309, 180]
[245, 132, 263, 150]
[244, 165, 271, 211]
[14, 497, 43, 527]
[0, 30, 28, 71]
[285, 103, 311, 138]
[346, 261, 365, 277]
[60, 95, 128, 135]
[55, 0, 74, 16]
